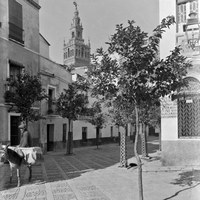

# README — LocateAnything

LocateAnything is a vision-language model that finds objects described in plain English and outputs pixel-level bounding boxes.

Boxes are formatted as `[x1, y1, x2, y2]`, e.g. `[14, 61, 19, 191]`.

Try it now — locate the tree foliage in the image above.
[108, 95, 133, 128]
[86, 101, 107, 129]
[88, 16, 191, 104]
[4, 72, 47, 124]
[56, 75, 89, 121]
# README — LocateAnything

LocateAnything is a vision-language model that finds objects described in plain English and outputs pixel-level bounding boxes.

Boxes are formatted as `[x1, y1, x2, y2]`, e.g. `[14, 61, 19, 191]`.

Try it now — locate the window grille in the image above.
[178, 3, 186, 24]
[178, 98, 200, 137]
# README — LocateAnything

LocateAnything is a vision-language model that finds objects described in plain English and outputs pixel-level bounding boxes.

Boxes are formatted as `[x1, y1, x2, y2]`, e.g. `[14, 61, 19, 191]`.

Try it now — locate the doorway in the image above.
[47, 124, 54, 151]
[10, 116, 20, 146]
[82, 127, 87, 143]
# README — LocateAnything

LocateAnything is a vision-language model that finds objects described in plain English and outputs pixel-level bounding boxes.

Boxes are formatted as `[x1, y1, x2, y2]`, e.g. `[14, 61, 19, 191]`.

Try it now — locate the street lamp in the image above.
[184, 11, 200, 51]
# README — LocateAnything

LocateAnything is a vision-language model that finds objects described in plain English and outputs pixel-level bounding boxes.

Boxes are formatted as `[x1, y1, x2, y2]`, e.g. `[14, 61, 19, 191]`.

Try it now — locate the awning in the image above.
[9, 59, 25, 68]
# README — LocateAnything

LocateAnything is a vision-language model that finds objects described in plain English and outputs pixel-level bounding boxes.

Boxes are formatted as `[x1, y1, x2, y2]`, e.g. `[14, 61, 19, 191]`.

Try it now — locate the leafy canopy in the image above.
[88, 16, 191, 105]
[86, 101, 107, 129]
[56, 75, 89, 121]
[4, 72, 47, 122]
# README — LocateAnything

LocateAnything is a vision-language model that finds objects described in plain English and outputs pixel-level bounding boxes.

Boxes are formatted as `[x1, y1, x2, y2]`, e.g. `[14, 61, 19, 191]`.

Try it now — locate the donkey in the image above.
[0, 144, 32, 187]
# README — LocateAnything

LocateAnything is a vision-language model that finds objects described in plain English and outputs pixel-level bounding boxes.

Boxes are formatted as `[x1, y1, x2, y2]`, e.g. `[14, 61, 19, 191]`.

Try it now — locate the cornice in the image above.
[25, 0, 41, 10]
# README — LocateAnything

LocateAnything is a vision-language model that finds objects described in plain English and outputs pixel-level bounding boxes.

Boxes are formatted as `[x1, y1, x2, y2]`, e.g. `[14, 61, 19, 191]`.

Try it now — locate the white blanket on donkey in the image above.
[8, 146, 43, 165]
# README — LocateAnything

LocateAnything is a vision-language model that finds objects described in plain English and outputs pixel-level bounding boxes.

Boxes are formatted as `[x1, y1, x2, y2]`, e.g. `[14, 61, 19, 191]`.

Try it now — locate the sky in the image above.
[39, 0, 159, 64]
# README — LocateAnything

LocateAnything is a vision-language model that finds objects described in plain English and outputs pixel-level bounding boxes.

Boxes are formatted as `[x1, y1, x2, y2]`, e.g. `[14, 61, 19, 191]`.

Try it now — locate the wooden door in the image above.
[10, 116, 20, 146]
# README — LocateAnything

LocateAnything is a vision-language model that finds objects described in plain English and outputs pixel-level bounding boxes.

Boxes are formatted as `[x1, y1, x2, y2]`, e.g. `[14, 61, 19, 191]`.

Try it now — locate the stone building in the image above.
[0, 0, 41, 146]
[160, 0, 200, 165]
[0, 0, 72, 152]
[39, 34, 72, 152]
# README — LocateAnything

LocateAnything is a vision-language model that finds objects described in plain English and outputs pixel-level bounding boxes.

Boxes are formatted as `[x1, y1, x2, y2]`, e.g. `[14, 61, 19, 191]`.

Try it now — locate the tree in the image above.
[87, 16, 191, 200]
[86, 101, 107, 149]
[4, 71, 47, 127]
[108, 96, 133, 167]
[138, 100, 161, 157]
[56, 76, 89, 154]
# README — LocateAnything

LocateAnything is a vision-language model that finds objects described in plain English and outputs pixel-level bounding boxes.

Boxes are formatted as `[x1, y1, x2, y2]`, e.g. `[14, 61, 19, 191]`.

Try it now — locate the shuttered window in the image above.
[8, 0, 24, 44]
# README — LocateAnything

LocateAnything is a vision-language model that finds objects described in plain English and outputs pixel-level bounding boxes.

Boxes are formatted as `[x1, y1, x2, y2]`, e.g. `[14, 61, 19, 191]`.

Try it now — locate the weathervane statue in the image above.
[73, 1, 78, 10]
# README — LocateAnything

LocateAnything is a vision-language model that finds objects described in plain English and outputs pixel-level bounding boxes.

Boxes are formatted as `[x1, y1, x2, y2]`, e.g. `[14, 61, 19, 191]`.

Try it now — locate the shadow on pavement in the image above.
[163, 170, 200, 200]
[172, 170, 200, 186]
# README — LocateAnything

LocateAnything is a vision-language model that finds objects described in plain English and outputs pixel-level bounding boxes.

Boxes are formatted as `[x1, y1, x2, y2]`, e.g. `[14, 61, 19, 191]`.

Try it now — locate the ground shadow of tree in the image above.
[172, 170, 200, 186]
[163, 170, 200, 200]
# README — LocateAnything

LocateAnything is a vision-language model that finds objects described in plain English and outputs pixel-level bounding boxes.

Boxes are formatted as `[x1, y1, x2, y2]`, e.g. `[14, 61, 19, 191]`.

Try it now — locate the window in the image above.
[72, 32, 75, 38]
[48, 86, 56, 114]
[6, 60, 23, 94]
[68, 48, 70, 57]
[63, 124, 67, 142]
[190, 0, 198, 13]
[178, 77, 200, 137]
[178, 3, 186, 24]
[110, 126, 113, 137]
[9, 0, 24, 44]
[82, 127, 87, 142]
[81, 47, 84, 57]
[9, 62, 21, 81]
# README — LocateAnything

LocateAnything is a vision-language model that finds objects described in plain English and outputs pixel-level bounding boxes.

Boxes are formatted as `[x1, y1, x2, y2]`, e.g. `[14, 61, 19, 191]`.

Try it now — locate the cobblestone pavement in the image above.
[3, 136, 199, 200]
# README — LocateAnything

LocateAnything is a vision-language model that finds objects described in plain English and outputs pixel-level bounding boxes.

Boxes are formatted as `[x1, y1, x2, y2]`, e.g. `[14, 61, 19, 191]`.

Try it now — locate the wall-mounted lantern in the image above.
[184, 12, 200, 51]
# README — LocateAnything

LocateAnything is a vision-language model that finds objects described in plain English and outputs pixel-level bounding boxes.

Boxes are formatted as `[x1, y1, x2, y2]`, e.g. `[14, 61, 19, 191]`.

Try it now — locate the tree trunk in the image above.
[96, 127, 99, 149]
[67, 119, 73, 155]
[120, 130, 127, 167]
[118, 125, 120, 146]
[134, 104, 144, 200]
[141, 123, 148, 158]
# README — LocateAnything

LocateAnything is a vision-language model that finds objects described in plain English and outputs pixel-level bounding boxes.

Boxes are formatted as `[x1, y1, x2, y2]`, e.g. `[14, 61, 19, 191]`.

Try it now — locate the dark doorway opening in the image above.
[47, 124, 54, 151]
[82, 127, 87, 143]
[10, 116, 20, 146]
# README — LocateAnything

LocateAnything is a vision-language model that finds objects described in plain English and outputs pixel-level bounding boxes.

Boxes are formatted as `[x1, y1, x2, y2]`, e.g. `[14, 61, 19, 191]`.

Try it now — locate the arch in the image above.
[68, 48, 70, 57]
[180, 76, 200, 96]
[81, 47, 84, 57]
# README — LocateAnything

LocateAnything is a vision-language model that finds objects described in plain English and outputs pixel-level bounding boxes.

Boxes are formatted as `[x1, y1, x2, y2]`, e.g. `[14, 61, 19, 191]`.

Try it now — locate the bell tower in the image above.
[63, 2, 90, 68]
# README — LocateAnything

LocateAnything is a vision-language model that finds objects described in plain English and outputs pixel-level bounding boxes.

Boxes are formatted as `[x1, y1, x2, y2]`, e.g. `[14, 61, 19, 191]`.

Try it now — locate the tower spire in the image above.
[63, 2, 90, 67]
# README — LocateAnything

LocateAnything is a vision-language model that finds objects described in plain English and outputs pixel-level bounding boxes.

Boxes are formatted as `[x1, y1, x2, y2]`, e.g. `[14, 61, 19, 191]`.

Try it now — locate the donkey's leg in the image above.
[17, 168, 20, 187]
[9, 165, 13, 183]
[27, 165, 32, 182]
